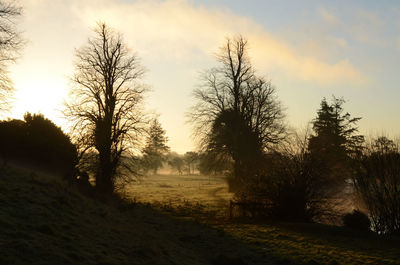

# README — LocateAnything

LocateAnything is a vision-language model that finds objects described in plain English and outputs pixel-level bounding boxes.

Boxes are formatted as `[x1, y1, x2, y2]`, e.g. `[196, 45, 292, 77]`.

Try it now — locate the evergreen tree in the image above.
[142, 118, 170, 174]
[308, 96, 364, 182]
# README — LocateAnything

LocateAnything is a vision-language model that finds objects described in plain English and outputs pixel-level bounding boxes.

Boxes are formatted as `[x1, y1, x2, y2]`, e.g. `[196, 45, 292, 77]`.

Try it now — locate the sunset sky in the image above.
[8, 0, 400, 153]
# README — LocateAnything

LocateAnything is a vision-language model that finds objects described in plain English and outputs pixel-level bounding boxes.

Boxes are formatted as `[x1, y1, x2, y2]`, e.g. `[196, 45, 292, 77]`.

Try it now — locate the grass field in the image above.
[215, 221, 400, 265]
[125, 173, 400, 265]
[2, 166, 399, 265]
[125, 173, 233, 215]
[0, 167, 270, 265]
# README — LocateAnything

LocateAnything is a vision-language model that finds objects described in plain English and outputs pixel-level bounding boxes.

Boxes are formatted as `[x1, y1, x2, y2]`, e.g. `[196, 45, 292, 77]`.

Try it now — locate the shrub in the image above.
[343, 210, 370, 231]
[236, 151, 331, 222]
[353, 137, 400, 235]
[232, 129, 354, 223]
[0, 113, 77, 175]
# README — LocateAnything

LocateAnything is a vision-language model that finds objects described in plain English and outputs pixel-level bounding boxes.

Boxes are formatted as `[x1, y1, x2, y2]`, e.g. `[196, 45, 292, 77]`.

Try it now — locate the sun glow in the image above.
[10, 70, 70, 129]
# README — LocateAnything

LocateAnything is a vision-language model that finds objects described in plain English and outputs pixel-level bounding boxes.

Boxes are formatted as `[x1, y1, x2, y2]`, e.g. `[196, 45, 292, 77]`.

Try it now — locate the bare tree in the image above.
[65, 22, 147, 195]
[0, 1, 23, 110]
[353, 137, 400, 234]
[189, 36, 286, 189]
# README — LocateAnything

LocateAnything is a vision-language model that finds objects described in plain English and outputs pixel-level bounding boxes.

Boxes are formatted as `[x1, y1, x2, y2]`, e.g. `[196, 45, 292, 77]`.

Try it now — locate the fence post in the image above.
[229, 200, 233, 219]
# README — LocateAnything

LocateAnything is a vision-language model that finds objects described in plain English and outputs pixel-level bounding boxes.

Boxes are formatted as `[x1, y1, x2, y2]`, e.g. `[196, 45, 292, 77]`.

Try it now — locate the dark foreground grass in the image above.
[211, 221, 400, 265]
[0, 166, 272, 265]
[146, 203, 400, 265]
[1, 166, 399, 265]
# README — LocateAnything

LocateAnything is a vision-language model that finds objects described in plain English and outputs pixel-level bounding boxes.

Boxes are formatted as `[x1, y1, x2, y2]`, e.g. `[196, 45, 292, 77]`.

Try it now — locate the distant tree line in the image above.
[167, 151, 200, 175]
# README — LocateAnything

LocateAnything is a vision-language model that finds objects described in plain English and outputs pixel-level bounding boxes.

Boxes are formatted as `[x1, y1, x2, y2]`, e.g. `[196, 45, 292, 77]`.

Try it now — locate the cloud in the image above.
[356, 9, 384, 28]
[349, 9, 386, 46]
[317, 7, 339, 25]
[329, 37, 348, 49]
[65, 0, 367, 86]
[315, 7, 390, 49]
[249, 34, 364, 85]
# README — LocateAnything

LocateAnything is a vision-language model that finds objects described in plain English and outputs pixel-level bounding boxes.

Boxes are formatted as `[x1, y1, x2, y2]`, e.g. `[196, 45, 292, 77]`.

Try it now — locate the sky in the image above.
[7, 0, 400, 154]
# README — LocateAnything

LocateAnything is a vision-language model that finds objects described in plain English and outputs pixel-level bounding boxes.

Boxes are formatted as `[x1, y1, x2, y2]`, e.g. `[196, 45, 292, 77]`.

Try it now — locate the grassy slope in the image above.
[212, 221, 400, 265]
[0, 167, 271, 265]
[1, 167, 399, 265]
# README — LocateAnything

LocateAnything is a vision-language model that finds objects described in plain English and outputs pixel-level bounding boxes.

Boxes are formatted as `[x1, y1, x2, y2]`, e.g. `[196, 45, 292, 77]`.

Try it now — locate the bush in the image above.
[343, 210, 370, 231]
[353, 148, 400, 235]
[236, 151, 331, 222]
[0, 113, 77, 175]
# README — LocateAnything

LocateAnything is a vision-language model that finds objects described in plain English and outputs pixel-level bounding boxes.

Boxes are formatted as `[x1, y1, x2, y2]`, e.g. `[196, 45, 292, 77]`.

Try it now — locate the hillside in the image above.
[2, 165, 400, 265]
[0, 166, 271, 265]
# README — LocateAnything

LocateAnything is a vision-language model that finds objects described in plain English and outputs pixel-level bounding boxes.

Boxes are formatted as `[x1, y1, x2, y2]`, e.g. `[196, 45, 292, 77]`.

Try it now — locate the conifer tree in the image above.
[142, 118, 170, 174]
[308, 96, 364, 182]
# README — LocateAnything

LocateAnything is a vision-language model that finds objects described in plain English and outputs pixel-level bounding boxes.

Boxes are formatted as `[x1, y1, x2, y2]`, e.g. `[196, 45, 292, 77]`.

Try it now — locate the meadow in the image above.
[125, 172, 400, 265]
[1, 164, 399, 264]
[125, 173, 233, 216]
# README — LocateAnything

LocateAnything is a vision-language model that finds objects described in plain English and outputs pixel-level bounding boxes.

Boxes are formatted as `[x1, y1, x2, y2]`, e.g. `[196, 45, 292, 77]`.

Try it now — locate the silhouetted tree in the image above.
[239, 130, 329, 222]
[183, 151, 199, 175]
[308, 96, 364, 184]
[198, 151, 231, 176]
[372, 136, 396, 153]
[142, 118, 169, 174]
[353, 137, 400, 235]
[207, 109, 261, 186]
[167, 154, 184, 175]
[189, 36, 285, 190]
[65, 22, 147, 195]
[0, 1, 23, 111]
[248, 98, 364, 222]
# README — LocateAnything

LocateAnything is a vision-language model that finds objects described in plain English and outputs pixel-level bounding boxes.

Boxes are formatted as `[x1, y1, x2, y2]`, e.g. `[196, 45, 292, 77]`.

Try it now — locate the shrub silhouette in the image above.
[343, 210, 370, 231]
[0, 113, 77, 175]
[353, 144, 400, 235]
[239, 151, 327, 222]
